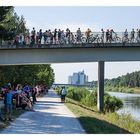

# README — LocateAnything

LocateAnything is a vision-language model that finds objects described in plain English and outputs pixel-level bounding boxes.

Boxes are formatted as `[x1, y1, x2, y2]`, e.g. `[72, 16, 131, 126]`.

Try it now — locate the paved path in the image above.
[1, 89, 85, 134]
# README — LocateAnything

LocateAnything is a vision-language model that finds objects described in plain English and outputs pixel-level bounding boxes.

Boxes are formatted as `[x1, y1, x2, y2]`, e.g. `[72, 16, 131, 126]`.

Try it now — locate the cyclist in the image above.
[85, 28, 91, 43]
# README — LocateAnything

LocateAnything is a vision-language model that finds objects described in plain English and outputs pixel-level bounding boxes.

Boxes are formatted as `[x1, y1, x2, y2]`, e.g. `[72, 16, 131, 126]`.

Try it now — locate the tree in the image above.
[0, 65, 55, 88]
[0, 6, 28, 41]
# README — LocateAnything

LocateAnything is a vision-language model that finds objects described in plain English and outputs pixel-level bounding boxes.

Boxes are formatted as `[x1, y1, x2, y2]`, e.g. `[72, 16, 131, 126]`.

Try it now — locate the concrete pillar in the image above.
[97, 61, 105, 112]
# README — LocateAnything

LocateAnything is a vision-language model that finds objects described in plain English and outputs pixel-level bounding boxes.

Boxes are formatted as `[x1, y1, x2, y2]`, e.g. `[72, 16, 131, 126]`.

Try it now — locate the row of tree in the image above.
[105, 71, 140, 88]
[0, 6, 28, 41]
[0, 65, 55, 88]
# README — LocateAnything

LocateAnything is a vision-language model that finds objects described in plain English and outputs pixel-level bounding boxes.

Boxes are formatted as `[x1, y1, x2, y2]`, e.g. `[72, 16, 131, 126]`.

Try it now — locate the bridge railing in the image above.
[0, 32, 140, 48]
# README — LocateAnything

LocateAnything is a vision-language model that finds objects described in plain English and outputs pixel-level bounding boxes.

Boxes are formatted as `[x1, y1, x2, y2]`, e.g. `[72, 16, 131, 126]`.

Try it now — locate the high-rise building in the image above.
[68, 70, 88, 85]
[72, 73, 79, 84]
[68, 76, 72, 84]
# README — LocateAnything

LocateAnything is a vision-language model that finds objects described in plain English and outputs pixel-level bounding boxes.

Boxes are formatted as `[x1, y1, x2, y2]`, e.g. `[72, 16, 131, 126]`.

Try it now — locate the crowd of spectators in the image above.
[1, 28, 140, 46]
[0, 83, 48, 123]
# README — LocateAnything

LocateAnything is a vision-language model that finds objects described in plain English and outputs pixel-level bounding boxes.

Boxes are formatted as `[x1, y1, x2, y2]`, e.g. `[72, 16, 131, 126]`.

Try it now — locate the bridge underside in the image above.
[0, 44, 140, 112]
[0, 44, 140, 65]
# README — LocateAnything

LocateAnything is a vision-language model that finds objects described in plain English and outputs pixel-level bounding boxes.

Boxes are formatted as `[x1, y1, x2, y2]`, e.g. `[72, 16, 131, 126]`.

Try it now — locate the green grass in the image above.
[65, 98, 140, 134]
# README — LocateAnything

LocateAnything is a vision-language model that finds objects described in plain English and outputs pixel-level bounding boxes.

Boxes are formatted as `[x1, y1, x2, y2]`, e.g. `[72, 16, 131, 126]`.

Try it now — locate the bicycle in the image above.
[88, 34, 101, 43]
[112, 33, 121, 43]
[122, 36, 130, 43]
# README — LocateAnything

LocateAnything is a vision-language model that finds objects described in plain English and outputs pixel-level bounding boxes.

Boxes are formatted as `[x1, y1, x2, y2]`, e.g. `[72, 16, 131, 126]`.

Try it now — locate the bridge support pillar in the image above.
[97, 61, 104, 112]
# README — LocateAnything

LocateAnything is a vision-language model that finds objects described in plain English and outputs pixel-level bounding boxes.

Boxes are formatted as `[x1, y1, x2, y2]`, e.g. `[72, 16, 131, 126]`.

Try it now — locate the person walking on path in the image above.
[61, 86, 67, 103]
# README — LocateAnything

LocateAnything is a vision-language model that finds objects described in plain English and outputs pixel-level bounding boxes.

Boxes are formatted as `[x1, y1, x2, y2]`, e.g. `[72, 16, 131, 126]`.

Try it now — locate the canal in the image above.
[108, 92, 140, 120]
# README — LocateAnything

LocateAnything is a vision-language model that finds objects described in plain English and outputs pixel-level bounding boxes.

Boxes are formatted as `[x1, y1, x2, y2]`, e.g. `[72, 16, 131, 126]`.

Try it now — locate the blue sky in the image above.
[15, 7, 140, 83]
[15, 7, 140, 31]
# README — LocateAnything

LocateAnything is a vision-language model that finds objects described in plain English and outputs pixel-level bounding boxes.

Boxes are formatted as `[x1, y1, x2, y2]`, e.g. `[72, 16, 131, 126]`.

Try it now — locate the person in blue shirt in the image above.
[4, 87, 13, 122]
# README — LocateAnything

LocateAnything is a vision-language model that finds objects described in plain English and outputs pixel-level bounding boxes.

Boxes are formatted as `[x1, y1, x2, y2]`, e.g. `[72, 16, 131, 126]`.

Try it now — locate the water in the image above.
[108, 92, 140, 120]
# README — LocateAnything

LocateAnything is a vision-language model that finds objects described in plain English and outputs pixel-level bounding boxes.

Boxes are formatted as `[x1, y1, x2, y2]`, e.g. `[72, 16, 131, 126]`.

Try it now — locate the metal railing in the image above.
[0, 32, 140, 48]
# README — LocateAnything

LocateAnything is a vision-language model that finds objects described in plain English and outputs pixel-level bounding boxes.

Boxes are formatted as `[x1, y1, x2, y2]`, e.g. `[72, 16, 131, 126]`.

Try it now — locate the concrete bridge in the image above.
[0, 43, 140, 112]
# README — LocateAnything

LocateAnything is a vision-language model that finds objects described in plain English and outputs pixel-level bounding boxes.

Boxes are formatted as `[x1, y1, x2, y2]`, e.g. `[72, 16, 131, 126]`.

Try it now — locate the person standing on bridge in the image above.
[61, 86, 67, 103]
[31, 27, 36, 45]
[130, 29, 135, 43]
[58, 29, 61, 44]
[101, 29, 105, 43]
[85, 28, 91, 43]
[53, 28, 57, 44]
[106, 29, 110, 43]
[77, 28, 82, 43]
[39, 29, 43, 44]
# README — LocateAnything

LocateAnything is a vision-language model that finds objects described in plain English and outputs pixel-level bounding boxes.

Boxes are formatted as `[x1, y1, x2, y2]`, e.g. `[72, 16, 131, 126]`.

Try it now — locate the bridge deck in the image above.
[0, 43, 140, 50]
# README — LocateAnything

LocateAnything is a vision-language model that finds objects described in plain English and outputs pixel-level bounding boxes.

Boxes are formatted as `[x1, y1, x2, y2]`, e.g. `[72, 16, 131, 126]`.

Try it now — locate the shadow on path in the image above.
[1, 90, 85, 134]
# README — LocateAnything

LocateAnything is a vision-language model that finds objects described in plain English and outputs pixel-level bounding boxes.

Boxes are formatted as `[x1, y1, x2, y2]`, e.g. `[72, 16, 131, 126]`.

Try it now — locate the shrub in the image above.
[67, 87, 123, 113]
[104, 93, 123, 112]
[67, 87, 89, 101]
[55, 86, 62, 96]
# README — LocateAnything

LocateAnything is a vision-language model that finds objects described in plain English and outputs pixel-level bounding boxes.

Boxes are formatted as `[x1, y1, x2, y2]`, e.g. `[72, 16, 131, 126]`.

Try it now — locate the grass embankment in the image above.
[105, 86, 140, 94]
[0, 108, 25, 132]
[65, 98, 140, 134]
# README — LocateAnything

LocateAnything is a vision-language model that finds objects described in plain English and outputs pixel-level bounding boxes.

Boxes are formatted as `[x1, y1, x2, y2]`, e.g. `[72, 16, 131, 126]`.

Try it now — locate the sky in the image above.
[14, 6, 140, 83]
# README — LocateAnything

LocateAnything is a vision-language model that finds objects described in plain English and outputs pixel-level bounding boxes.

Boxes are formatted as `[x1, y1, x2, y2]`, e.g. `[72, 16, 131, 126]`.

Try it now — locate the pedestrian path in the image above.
[1, 89, 85, 134]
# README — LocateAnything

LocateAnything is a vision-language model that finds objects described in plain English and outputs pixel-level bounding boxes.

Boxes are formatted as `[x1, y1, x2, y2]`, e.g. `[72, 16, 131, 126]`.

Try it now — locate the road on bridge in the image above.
[0, 89, 85, 134]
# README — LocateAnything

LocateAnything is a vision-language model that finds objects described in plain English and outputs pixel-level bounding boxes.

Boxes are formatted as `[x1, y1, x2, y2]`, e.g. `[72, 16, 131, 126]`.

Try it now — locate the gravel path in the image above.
[0, 89, 85, 134]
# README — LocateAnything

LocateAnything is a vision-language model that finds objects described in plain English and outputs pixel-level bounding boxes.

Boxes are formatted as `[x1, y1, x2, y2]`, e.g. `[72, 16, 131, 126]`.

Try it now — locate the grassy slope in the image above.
[65, 99, 140, 134]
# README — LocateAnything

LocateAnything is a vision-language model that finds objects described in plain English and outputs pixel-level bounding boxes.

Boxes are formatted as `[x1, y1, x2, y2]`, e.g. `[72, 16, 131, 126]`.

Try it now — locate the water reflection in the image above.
[108, 92, 140, 120]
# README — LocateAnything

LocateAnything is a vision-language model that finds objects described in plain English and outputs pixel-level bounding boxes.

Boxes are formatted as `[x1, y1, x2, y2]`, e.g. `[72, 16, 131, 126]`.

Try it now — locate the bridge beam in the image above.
[97, 61, 104, 112]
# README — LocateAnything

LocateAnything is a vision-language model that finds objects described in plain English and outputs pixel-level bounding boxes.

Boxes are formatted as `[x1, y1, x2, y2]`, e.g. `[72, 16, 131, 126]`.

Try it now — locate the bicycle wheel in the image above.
[97, 37, 101, 43]
[116, 37, 121, 43]
[82, 37, 86, 43]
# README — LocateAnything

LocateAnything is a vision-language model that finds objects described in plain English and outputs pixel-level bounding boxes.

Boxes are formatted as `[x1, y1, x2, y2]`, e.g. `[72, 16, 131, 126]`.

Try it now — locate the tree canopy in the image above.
[0, 64, 55, 88]
[105, 71, 140, 88]
[0, 6, 28, 41]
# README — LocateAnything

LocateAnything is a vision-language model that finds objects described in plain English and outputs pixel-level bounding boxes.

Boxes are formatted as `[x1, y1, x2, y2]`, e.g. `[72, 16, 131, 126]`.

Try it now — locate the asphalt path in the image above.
[1, 89, 85, 134]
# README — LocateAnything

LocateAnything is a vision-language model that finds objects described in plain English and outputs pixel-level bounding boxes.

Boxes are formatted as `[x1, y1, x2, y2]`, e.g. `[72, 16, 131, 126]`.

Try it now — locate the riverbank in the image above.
[65, 98, 140, 134]
[105, 86, 140, 94]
